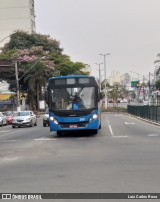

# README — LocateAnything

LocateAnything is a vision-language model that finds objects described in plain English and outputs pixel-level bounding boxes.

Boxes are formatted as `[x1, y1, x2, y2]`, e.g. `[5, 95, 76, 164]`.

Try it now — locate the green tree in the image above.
[109, 84, 120, 106]
[0, 31, 90, 109]
[108, 83, 129, 107]
[56, 61, 89, 76]
[100, 79, 110, 97]
[24, 61, 53, 110]
[2, 31, 62, 53]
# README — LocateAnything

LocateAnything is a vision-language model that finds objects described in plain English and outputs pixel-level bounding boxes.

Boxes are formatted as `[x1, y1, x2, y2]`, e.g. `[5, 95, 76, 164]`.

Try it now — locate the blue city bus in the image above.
[45, 75, 102, 136]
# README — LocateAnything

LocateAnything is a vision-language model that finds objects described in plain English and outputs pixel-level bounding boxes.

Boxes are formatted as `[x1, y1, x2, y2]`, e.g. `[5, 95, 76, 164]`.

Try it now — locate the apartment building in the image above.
[0, 0, 36, 48]
[121, 73, 131, 86]
[108, 70, 121, 86]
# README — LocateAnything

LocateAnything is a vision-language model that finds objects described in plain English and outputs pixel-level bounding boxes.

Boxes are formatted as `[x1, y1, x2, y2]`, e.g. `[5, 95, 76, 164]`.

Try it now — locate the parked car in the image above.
[117, 98, 121, 103]
[143, 100, 149, 106]
[43, 108, 50, 127]
[108, 99, 113, 103]
[0, 112, 7, 126]
[3, 111, 13, 124]
[12, 111, 37, 128]
[120, 98, 128, 103]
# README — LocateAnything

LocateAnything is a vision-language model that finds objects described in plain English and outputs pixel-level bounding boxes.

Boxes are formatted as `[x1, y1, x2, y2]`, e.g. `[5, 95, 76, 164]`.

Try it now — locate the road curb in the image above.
[129, 114, 160, 127]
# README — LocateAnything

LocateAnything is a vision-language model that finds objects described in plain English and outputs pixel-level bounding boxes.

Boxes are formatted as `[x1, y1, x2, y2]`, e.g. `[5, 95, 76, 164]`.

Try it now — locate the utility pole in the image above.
[15, 61, 20, 111]
[99, 53, 111, 109]
[143, 75, 145, 101]
[95, 63, 103, 92]
[148, 72, 151, 104]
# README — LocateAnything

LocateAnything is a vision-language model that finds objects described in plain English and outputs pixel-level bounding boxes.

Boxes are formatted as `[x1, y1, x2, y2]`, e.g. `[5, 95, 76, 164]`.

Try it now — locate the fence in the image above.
[127, 105, 160, 123]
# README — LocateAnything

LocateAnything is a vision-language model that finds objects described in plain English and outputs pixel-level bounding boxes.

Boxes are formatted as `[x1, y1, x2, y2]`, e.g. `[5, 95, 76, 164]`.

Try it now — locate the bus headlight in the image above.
[92, 114, 98, 120]
[89, 114, 98, 122]
[49, 116, 58, 125]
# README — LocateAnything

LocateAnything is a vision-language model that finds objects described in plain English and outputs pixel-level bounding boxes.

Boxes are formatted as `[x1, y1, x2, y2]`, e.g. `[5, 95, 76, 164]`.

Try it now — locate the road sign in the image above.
[131, 81, 140, 87]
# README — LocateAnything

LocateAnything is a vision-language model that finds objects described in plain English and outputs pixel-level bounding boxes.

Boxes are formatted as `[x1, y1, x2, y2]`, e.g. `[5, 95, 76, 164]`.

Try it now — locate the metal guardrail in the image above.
[127, 105, 160, 123]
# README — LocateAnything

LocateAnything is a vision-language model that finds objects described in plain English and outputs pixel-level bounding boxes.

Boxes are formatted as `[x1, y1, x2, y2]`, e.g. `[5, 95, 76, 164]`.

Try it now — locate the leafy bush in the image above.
[101, 106, 127, 113]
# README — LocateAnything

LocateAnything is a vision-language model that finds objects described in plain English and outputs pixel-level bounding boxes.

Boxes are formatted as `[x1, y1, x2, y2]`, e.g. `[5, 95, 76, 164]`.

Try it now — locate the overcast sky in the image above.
[35, 0, 160, 79]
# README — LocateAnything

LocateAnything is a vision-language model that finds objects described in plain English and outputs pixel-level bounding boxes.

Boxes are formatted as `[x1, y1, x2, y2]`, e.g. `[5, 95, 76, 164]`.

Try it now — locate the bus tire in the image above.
[93, 129, 98, 135]
[99, 123, 101, 129]
[57, 131, 62, 137]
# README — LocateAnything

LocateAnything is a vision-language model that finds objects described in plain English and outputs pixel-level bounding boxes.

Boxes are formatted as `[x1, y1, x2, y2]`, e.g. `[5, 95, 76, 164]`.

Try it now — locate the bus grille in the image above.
[52, 109, 95, 117]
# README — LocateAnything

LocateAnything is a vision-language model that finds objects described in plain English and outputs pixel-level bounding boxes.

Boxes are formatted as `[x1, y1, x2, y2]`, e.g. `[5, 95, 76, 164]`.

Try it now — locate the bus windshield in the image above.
[48, 86, 96, 110]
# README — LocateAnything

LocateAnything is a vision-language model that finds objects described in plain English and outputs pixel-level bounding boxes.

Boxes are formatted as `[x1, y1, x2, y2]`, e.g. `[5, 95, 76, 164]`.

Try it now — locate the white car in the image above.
[12, 111, 37, 128]
[120, 98, 128, 103]
[143, 100, 149, 106]
[0, 112, 7, 126]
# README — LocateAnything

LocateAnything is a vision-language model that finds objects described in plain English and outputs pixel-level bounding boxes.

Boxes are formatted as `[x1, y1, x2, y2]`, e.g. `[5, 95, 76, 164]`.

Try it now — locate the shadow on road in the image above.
[50, 130, 99, 139]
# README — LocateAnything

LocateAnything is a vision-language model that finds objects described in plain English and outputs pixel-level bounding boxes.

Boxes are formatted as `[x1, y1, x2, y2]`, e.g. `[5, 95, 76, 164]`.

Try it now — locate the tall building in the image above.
[121, 73, 131, 86]
[0, 0, 36, 49]
[108, 70, 121, 86]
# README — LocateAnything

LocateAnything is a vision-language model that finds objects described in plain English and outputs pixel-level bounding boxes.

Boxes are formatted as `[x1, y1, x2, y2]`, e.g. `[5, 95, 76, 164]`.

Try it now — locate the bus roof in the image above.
[48, 75, 95, 81]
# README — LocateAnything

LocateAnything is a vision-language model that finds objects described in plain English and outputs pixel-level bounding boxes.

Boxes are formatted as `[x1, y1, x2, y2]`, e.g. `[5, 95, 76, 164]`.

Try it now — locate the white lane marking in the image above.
[129, 115, 160, 129]
[7, 140, 22, 142]
[50, 132, 56, 135]
[112, 136, 129, 138]
[0, 157, 19, 163]
[0, 130, 24, 137]
[34, 138, 57, 141]
[108, 124, 114, 136]
[115, 114, 122, 117]
[147, 134, 159, 137]
[1, 131, 10, 133]
[76, 138, 87, 140]
[106, 119, 110, 124]
[124, 122, 135, 125]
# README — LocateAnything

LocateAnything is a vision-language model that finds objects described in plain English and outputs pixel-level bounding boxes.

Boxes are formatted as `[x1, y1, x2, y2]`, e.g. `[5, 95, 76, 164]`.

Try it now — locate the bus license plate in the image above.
[69, 124, 77, 128]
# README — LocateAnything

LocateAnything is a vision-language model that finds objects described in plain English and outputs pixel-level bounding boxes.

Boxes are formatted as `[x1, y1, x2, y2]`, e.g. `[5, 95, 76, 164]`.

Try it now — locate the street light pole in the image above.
[99, 53, 111, 109]
[95, 63, 103, 91]
[15, 61, 21, 111]
[18, 57, 45, 81]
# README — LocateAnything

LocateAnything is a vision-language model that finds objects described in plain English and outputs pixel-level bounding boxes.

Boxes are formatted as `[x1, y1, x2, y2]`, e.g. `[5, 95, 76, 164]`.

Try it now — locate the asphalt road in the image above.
[0, 113, 160, 201]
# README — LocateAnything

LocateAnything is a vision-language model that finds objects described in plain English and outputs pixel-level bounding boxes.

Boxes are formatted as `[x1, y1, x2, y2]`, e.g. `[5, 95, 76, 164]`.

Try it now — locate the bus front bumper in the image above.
[49, 119, 99, 131]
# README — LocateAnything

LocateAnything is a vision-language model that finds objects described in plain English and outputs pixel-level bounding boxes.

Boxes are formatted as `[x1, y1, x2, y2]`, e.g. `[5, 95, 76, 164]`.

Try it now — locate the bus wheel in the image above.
[57, 131, 62, 137]
[99, 123, 101, 129]
[93, 129, 98, 135]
